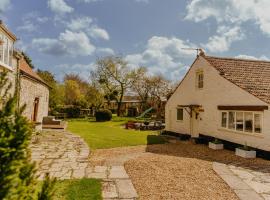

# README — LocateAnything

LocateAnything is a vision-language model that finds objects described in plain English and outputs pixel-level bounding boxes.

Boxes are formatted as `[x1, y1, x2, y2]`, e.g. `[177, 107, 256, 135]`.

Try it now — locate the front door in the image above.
[32, 98, 39, 122]
[190, 110, 199, 137]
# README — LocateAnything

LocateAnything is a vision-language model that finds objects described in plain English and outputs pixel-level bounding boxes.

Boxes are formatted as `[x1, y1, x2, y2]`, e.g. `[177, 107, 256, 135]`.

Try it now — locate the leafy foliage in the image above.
[0, 71, 55, 200]
[95, 109, 112, 122]
[22, 52, 34, 69]
[38, 173, 56, 200]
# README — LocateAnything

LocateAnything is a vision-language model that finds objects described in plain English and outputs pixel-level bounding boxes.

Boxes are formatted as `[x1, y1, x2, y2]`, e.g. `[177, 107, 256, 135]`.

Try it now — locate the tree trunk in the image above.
[117, 85, 124, 116]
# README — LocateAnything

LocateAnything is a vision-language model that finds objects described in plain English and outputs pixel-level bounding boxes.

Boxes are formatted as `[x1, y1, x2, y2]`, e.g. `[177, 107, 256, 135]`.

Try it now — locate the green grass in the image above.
[53, 178, 101, 200]
[67, 117, 165, 149]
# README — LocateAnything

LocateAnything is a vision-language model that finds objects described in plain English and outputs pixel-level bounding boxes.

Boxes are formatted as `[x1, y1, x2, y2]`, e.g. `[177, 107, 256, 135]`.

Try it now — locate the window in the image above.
[221, 112, 227, 128]
[236, 112, 244, 131]
[196, 71, 204, 89]
[244, 112, 253, 133]
[228, 112, 235, 130]
[221, 111, 262, 134]
[177, 108, 183, 121]
[0, 34, 14, 68]
[254, 114, 262, 133]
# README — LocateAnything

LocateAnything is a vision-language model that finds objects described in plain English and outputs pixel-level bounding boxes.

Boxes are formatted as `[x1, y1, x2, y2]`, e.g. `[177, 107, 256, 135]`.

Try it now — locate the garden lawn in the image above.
[67, 118, 165, 149]
[53, 178, 102, 200]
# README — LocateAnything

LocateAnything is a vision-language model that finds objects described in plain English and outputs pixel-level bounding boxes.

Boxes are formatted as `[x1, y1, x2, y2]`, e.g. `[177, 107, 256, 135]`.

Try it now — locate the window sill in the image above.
[176, 120, 183, 122]
[218, 128, 264, 138]
[0, 60, 13, 71]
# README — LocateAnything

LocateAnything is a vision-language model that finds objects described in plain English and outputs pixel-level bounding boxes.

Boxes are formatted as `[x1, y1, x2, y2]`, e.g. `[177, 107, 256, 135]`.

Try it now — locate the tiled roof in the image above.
[19, 58, 49, 87]
[204, 55, 270, 104]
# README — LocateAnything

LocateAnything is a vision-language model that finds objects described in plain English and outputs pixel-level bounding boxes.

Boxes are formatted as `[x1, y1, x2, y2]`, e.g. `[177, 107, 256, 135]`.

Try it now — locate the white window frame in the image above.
[0, 33, 14, 70]
[220, 110, 263, 134]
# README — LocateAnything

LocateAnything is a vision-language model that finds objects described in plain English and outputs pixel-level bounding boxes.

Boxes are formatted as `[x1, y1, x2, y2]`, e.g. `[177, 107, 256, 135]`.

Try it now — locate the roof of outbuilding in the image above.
[204, 55, 270, 104]
[19, 58, 50, 88]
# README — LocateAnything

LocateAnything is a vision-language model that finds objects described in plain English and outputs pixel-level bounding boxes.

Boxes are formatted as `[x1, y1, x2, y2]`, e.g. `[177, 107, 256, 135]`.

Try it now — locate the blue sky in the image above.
[1, 0, 270, 81]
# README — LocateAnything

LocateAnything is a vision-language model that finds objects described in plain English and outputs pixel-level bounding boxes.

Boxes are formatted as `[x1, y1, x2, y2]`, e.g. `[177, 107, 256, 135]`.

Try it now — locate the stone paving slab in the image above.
[31, 131, 138, 199]
[213, 162, 264, 200]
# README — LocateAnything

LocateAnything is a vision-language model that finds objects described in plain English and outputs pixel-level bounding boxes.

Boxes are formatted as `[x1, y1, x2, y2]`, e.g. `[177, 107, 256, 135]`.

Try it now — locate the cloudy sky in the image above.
[1, 0, 270, 81]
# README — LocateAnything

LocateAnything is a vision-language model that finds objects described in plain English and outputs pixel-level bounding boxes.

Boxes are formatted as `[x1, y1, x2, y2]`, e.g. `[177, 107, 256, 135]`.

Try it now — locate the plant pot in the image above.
[235, 148, 256, 158]
[209, 142, 224, 150]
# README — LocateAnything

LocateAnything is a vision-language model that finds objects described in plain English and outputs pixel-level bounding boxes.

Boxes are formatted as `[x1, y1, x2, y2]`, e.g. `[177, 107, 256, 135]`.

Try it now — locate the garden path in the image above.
[30, 130, 138, 200]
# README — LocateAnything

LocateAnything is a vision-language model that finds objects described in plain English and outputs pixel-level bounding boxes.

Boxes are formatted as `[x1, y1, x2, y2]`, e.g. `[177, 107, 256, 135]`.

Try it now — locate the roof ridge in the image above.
[205, 55, 270, 64]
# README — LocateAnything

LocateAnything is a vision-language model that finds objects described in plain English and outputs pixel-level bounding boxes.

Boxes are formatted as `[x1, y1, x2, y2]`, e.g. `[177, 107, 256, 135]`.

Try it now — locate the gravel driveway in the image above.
[90, 140, 270, 200]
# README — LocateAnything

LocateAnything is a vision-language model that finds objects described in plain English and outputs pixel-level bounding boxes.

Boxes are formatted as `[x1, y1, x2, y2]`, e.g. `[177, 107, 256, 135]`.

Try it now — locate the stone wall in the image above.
[20, 76, 49, 123]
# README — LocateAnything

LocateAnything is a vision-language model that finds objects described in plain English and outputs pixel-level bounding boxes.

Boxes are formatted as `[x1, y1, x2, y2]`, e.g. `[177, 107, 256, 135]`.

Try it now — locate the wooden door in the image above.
[32, 98, 39, 122]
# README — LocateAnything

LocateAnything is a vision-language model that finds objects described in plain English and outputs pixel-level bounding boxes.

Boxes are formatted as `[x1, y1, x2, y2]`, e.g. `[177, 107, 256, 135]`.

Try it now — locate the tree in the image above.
[22, 52, 34, 69]
[148, 75, 172, 119]
[0, 71, 55, 200]
[131, 67, 152, 113]
[37, 70, 64, 111]
[92, 56, 140, 116]
[64, 80, 82, 105]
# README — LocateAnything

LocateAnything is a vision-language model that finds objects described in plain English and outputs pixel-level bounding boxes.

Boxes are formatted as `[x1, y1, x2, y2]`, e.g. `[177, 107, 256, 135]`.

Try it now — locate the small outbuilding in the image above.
[165, 51, 270, 151]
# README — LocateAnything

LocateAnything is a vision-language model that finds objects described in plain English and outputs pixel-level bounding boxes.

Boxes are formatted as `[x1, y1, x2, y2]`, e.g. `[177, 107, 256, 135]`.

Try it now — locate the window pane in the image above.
[228, 112, 235, 129]
[177, 108, 183, 120]
[0, 34, 3, 62]
[244, 112, 253, 132]
[236, 112, 244, 131]
[254, 114, 262, 133]
[8, 40, 13, 66]
[4, 37, 8, 65]
[221, 112, 227, 128]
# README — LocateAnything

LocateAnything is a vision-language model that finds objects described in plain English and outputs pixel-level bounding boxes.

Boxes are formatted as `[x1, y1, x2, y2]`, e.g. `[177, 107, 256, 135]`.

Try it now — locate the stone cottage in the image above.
[0, 20, 49, 123]
[19, 56, 50, 123]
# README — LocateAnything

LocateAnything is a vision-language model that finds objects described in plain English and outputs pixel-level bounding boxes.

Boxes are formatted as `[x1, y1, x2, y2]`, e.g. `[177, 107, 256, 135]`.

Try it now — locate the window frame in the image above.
[196, 70, 204, 89]
[176, 108, 184, 121]
[220, 110, 263, 134]
[0, 33, 14, 70]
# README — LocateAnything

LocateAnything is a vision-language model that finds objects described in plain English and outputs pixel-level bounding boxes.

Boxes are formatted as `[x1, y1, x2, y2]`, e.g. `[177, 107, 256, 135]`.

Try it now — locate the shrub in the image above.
[95, 109, 112, 122]
[65, 106, 81, 118]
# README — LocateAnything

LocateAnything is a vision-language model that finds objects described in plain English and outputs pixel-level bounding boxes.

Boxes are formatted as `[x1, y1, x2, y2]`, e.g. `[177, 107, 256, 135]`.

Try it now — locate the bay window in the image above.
[0, 33, 14, 68]
[221, 111, 262, 134]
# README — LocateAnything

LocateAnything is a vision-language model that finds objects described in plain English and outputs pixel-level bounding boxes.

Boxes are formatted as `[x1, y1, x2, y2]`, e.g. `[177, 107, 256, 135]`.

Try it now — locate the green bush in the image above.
[95, 109, 112, 122]
[65, 106, 81, 118]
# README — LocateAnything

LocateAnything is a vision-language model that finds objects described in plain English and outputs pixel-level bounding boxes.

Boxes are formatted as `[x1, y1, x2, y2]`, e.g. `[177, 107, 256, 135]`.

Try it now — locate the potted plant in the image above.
[235, 143, 256, 158]
[209, 138, 224, 150]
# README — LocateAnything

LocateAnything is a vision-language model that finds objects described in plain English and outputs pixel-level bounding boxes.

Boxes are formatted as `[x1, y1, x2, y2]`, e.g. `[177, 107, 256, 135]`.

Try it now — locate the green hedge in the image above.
[95, 109, 112, 122]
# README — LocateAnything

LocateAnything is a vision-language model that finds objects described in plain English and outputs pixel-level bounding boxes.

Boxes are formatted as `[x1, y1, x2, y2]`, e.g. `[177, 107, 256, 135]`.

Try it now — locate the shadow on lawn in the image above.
[145, 136, 270, 172]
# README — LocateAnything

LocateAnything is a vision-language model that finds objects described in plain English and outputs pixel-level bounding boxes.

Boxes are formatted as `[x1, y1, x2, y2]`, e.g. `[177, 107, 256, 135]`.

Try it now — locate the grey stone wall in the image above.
[20, 77, 49, 123]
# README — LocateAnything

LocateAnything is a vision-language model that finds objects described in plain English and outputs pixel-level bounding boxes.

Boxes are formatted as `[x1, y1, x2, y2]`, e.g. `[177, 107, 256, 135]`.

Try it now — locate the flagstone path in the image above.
[213, 162, 270, 200]
[30, 130, 138, 200]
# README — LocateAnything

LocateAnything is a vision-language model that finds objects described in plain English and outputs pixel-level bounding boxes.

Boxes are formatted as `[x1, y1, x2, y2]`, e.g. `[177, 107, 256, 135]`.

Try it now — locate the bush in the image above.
[65, 106, 81, 118]
[95, 109, 112, 122]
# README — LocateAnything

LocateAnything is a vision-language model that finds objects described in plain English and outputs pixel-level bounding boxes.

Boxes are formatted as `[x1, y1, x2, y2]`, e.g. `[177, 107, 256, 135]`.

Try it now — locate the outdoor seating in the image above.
[42, 116, 67, 130]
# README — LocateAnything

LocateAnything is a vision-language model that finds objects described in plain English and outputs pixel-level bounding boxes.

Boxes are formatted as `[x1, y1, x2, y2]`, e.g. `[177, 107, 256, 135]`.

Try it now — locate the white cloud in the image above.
[88, 26, 110, 40]
[17, 21, 37, 32]
[67, 17, 93, 31]
[185, 0, 270, 36]
[67, 17, 110, 40]
[235, 54, 270, 61]
[48, 0, 74, 15]
[0, 0, 10, 13]
[96, 47, 114, 55]
[203, 26, 245, 52]
[125, 36, 197, 79]
[32, 30, 95, 56]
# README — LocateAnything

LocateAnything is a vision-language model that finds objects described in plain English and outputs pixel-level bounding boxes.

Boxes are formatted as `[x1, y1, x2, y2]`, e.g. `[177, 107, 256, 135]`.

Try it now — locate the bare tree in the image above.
[91, 56, 140, 116]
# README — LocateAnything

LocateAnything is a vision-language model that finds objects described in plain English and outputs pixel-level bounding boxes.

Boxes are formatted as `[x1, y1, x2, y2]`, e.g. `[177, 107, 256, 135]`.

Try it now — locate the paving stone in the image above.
[72, 169, 85, 178]
[244, 180, 270, 194]
[213, 162, 233, 175]
[219, 174, 251, 190]
[116, 179, 138, 199]
[234, 189, 264, 200]
[86, 172, 107, 179]
[102, 181, 118, 199]
[262, 194, 270, 200]
[109, 166, 129, 179]
[94, 166, 107, 173]
[230, 168, 255, 180]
